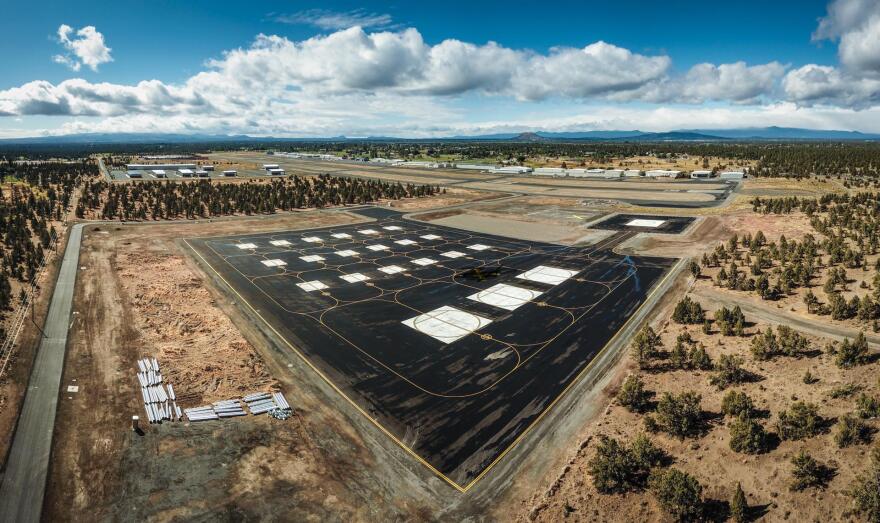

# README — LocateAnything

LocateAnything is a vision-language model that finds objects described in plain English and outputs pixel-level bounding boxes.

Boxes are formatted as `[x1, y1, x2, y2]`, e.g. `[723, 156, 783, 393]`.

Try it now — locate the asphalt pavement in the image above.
[0, 224, 83, 523]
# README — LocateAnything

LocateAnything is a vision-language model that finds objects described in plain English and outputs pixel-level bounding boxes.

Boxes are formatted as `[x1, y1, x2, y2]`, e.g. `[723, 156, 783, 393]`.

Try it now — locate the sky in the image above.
[0, 0, 879, 138]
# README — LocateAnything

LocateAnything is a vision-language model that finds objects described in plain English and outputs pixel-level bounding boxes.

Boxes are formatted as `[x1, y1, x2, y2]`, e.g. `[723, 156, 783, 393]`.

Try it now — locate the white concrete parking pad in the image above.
[402, 306, 492, 344]
[626, 218, 665, 228]
[300, 255, 325, 263]
[334, 250, 359, 257]
[332, 233, 352, 239]
[378, 265, 406, 274]
[467, 244, 490, 251]
[297, 280, 327, 292]
[260, 259, 287, 267]
[516, 265, 578, 285]
[269, 240, 292, 246]
[367, 244, 390, 251]
[441, 250, 466, 258]
[382, 225, 403, 231]
[395, 239, 417, 246]
[357, 229, 379, 235]
[236, 243, 257, 249]
[340, 273, 370, 283]
[420, 234, 442, 240]
[302, 236, 323, 243]
[412, 257, 438, 266]
[467, 283, 542, 311]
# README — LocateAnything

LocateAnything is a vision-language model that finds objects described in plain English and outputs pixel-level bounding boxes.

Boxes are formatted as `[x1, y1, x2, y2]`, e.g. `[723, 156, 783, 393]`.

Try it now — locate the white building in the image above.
[624, 170, 642, 177]
[262, 164, 280, 170]
[690, 170, 713, 179]
[127, 171, 142, 178]
[195, 170, 209, 177]
[222, 170, 237, 176]
[645, 169, 682, 178]
[720, 171, 745, 180]
[178, 169, 194, 177]
[567, 169, 589, 178]
[489, 166, 532, 174]
[455, 164, 496, 171]
[533, 167, 566, 176]
[151, 169, 167, 178]
[268, 168, 286, 176]
[202, 165, 215, 171]
[127, 163, 196, 170]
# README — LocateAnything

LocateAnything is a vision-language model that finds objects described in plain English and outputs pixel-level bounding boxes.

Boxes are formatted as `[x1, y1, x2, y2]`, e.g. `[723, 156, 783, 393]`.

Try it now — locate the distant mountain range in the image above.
[1, 127, 879, 145]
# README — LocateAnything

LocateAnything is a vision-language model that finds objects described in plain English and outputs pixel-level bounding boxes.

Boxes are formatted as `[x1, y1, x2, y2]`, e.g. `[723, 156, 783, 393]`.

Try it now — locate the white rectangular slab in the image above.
[402, 306, 492, 344]
[334, 250, 359, 257]
[382, 225, 403, 231]
[626, 218, 665, 228]
[269, 240, 292, 247]
[302, 236, 323, 243]
[357, 229, 379, 235]
[297, 280, 327, 292]
[412, 257, 438, 266]
[420, 234, 442, 240]
[332, 233, 352, 239]
[516, 265, 578, 285]
[467, 283, 542, 311]
[260, 259, 287, 267]
[236, 243, 257, 249]
[378, 265, 406, 274]
[441, 250, 466, 258]
[340, 273, 370, 283]
[467, 244, 490, 251]
[367, 244, 390, 251]
[300, 255, 325, 263]
[395, 239, 417, 246]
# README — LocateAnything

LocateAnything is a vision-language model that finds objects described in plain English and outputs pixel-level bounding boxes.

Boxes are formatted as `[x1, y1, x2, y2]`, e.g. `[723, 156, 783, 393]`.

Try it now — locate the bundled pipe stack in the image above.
[183, 398, 247, 422]
[136, 357, 182, 424]
[242, 392, 277, 414]
[184, 406, 219, 422]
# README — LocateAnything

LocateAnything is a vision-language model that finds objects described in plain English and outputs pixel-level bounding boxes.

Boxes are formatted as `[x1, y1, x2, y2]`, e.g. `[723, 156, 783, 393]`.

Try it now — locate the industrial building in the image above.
[178, 169, 194, 177]
[262, 164, 280, 170]
[645, 169, 682, 178]
[455, 164, 496, 171]
[624, 170, 642, 177]
[690, 170, 714, 179]
[489, 166, 532, 174]
[151, 169, 167, 178]
[533, 167, 565, 176]
[195, 170, 209, 177]
[268, 168, 286, 176]
[222, 170, 237, 177]
[126, 163, 196, 170]
[202, 165, 215, 171]
[127, 171, 142, 178]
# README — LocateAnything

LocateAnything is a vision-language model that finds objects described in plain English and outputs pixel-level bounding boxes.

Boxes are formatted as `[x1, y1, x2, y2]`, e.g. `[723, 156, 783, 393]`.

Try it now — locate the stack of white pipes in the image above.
[136, 357, 182, 424]
[184, 406, 219, 421]
[243, 392, 278, 414]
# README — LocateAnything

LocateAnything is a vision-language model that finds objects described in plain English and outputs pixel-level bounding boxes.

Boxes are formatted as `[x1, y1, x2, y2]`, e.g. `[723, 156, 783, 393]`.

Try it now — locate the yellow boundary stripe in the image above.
[183, 235, 683, 493]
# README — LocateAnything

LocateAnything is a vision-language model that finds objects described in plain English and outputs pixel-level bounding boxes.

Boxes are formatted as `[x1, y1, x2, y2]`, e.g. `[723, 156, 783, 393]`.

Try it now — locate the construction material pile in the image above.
[136, 357, 183, 423]
[183, 391, 293, 422]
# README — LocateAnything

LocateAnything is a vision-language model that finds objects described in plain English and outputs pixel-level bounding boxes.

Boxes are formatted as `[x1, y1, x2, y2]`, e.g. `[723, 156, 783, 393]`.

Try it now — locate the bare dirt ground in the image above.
[388, 187, 506, 210]
[43, 211, 462, 521]
[514, 283, 878, 522]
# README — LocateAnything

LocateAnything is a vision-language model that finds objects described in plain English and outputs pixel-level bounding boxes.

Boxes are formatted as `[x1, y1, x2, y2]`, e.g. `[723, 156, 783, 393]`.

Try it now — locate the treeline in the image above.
[76, 175, 441, 220]
[0, 160, 91, 327]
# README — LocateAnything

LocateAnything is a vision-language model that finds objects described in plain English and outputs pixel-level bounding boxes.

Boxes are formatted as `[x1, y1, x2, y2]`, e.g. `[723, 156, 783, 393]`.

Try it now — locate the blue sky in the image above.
[1, 0, 879, 137]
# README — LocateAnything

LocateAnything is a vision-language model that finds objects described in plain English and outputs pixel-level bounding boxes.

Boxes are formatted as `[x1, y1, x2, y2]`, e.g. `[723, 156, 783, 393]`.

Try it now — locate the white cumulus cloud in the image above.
[53, 24, 113, 72]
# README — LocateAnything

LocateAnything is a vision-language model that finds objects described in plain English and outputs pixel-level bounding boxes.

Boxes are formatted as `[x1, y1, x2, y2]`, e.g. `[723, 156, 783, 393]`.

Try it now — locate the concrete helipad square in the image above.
[441, 250, 466, 258]
[300, 255, 325, 263]
[332, 233, 352, 239]
[269, 240, 292, 246]
[236, 243, 257, 249]
[302, 236, 323, 243]
[261, 259, 287, 267]
[334, 250, 359, 257]
[367, 244, 390, 251]
[402, 306, 492, 344]
[467, 244, 490, 251]
[412, 257, 438, 266]
[395, 239, 417, 246]
[357, 229, 379, 235]
[626, 218, 665, 228]
[516, 265, 578, 285]
[382, 225, 403, 231]
[467, 283, 542, 311]
[340, 273, 370, 283]
[420, 234, 442, 240]
[297, 280, 328, 292]
[379, 265, 406, 274]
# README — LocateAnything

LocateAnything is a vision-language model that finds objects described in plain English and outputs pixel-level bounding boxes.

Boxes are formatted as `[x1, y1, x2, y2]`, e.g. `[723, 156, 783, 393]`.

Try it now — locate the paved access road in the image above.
[0, 224, 83, 523]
